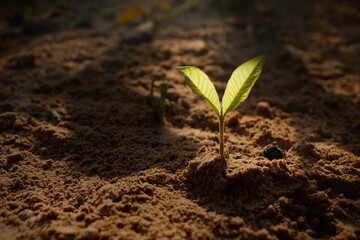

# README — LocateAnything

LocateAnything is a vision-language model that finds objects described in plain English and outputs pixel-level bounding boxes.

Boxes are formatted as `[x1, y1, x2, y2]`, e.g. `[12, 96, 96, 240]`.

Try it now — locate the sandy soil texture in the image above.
[1, 0, 360, 239]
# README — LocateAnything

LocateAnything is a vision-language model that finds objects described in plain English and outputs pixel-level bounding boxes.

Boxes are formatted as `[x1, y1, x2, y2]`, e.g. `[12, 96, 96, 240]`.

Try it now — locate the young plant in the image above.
[145, 78, 169, 123]
[176, 56, 264, 157]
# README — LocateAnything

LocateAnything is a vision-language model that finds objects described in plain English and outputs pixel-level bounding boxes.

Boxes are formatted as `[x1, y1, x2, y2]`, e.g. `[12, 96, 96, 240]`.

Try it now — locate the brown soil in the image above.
[1, 0, 360, 239]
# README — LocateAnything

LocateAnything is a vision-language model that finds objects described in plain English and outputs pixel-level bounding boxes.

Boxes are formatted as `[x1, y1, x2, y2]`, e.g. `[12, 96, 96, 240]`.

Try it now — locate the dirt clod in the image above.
[256, 101, 272, 117]
[4, 136, 16, 145]
[263, 146, 284, 160]
[7, 152, 23, 163]
[19, 209, 35, 221]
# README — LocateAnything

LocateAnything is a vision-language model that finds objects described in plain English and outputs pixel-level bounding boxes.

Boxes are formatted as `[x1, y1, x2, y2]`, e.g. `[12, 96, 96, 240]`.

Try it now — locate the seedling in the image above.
[145, 78, 169, 123]
[176, 56, 264, 157]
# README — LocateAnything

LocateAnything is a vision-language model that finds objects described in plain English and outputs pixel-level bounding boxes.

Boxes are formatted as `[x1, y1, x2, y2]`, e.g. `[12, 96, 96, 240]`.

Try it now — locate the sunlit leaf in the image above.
[176, 66, 221, 117]
[221, 56, 264, 116]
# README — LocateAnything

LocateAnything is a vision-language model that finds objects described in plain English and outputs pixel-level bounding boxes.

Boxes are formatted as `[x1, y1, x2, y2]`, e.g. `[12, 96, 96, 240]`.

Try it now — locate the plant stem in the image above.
[219, 116, 224, 157]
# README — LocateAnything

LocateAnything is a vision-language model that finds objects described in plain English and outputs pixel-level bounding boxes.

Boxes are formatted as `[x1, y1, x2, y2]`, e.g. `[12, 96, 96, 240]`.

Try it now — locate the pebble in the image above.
[263, 146, 284, 160]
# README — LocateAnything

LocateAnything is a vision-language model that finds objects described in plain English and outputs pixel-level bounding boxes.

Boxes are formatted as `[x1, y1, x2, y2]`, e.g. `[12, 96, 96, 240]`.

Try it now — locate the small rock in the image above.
[256, 101, 272, 117]
[75, 20, 92, 29]
[19, 209, 35, 221]
[7, 152, 23, 163]
[4, 136, 16, 145]
[263, 146, 284, 160]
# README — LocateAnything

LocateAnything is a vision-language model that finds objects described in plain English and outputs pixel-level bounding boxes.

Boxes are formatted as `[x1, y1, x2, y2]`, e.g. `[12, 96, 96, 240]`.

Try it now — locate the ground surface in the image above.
[1, 0, 360, 239]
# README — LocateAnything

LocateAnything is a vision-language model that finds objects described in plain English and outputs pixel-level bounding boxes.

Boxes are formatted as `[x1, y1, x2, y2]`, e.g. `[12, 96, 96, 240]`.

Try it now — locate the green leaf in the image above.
[221, 56, 264, 116]
[176, 66, 221, 117]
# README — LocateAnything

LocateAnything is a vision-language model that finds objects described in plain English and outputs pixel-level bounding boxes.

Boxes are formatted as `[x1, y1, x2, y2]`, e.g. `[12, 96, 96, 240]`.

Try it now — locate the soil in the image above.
[1, 0, 360, 239]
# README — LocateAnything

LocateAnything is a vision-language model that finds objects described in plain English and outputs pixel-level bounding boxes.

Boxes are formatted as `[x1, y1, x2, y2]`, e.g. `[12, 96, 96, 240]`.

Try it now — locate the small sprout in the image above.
[145, 78, 169, 123]
[176, 56, 264, 157]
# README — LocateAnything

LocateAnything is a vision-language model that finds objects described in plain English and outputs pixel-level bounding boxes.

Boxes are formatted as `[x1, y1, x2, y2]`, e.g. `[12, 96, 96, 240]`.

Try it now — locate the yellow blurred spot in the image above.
[156, 1, 171, 9]
[116, 3, 143, 24]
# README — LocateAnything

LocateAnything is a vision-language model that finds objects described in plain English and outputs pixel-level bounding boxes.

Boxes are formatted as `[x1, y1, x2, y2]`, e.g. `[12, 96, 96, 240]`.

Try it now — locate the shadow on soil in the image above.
[28, 46, 201, 179]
